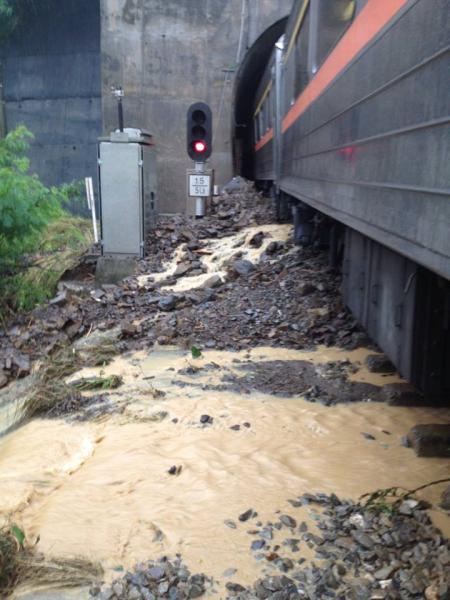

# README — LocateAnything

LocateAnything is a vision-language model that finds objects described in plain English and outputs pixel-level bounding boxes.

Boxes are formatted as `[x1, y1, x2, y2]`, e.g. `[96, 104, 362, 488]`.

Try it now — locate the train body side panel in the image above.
[279, 0, 450, 280]
[254, 138, 274, 181]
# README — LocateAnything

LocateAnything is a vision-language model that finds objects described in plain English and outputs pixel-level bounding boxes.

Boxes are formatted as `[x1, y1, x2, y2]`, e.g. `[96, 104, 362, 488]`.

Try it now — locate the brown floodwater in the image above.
[1, 345, 449, 593]
[137, 223, 293, 293]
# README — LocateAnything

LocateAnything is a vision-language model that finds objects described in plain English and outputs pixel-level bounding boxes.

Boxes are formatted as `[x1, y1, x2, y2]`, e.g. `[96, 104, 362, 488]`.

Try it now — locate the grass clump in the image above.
[71, 374, 123, 391]
[22, 342, 121, 420]
[0, 521, 102, 594]
[0, 527, 19, 593]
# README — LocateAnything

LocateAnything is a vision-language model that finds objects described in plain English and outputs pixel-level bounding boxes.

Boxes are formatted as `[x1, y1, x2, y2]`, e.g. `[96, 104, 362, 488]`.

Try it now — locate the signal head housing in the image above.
[187, 102, 212, 161]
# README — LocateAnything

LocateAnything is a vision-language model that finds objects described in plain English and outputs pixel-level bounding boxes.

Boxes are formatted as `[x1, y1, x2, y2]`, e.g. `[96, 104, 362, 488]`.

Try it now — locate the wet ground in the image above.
[0, 187, 449, 599]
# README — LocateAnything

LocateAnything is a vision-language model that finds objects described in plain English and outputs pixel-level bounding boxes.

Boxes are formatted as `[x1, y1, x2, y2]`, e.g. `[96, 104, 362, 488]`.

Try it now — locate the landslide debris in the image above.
[0, 182, 362, 391]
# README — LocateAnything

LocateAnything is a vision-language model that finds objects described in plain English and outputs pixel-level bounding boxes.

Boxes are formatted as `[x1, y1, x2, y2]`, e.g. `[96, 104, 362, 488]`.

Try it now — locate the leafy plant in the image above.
[0, 0, 16, 42]
[191, 346, 202, 359]
[0, 126, 92, 315]
[0, 0, 55, 43]
[10, 525, 25, 549]
[0, 126, 63, 266]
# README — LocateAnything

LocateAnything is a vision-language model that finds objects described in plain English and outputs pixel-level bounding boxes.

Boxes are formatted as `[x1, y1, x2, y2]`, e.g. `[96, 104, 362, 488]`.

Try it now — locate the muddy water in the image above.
[137, 224, 292, 293]
[1, 345, 449, 592]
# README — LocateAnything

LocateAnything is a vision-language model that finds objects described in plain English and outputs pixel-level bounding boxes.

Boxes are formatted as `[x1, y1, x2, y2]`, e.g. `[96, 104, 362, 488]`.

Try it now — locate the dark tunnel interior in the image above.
[233, 17, 288, 180]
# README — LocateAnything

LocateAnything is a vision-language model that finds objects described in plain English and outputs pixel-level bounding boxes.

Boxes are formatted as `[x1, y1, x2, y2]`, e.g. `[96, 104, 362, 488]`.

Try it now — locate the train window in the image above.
[294, 5, 310, 97]
[312, 0, 356, 72]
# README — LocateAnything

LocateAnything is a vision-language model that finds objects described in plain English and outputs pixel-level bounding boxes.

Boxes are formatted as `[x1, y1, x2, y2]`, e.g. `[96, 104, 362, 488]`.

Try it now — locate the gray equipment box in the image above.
[98, 129, 157, 258]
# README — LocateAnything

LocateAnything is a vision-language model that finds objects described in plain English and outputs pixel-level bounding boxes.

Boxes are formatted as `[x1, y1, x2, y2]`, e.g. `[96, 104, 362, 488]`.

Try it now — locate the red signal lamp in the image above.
[194, 140, 207, 153]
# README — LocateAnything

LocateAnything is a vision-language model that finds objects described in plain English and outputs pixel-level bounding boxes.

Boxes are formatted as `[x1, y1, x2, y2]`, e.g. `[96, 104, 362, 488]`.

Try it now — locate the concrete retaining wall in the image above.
[101, 0, 291, 212]
[1, 0, 102, 188]
[0, 0, 290, 211]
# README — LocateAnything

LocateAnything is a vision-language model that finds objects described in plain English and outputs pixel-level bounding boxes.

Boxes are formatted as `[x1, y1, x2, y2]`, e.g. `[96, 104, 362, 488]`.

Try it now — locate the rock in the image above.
[0, 370, 8, 389]
[112, 582, 125, 596]
[230, 424, 241, 431]
[400, 435, 411, 448]
[168, 465, 182, 475]
[279, 515, 297, 528]
[298, 282, 316, 296]
[198, 274, 222, 289]
[226, 582, 246, 592]
[383, 383, 425, 406]
[173, 262, 191, 277]
[223, 568, 238, 578]
[239, 508, 256, 522]
[265, 241, 279, 255]
[251, 539, 266, 551]
[232, 260, 255, 277]
[222, 176, 248, 193]
[12, 353, 30, 375]
[365, 354, 395, 373]
[200, 414, 213, 425]
[351, 530, 375, 549]
[362, 432, 376, 441]
[407, 424, 450, 457]
[49, 290, 68, 306]
[398, 499, 420, 516]
[90, 289, 105, 302]
[374, 565, 396, 580]
[188, 584, 205, 598]
[158, 581, 170, 595]
[74, 327, 120, 355]
[224, 519, 237, 529]
[148, 566, 166, 580]
[440, 485, 450, 510]
[120, 321, 138, 337]
[249, 231, 265, 248]
[158, 295, 178, 311]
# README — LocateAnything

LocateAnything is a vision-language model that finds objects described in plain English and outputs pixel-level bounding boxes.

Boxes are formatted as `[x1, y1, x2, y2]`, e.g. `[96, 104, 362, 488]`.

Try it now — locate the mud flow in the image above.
[1, 345, 449, 597]
[0, 201, 449, 599]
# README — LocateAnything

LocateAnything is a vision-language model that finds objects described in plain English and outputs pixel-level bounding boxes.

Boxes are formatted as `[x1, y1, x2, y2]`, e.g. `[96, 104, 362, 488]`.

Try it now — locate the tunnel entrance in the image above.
[233, 17, 288, 181]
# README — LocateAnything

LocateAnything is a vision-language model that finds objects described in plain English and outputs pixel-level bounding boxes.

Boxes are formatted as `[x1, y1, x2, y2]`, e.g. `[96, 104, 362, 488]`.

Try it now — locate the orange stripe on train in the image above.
[281, 0, 408, 133]
[255, 127, 274, 151]
[254, 0, 409, 152]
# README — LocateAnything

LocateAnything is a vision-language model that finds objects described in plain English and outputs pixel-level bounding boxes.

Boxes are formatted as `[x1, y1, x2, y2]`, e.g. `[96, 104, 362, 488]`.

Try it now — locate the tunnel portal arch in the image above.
[232, 16, 288, 180]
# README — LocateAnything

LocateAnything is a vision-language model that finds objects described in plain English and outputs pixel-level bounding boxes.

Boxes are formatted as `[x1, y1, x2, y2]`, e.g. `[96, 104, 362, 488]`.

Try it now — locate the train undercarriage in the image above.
[268, 189, 450, 403]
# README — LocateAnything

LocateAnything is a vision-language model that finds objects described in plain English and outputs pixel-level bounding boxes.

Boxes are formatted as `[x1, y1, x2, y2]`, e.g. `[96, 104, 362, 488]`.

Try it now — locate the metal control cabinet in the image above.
[98, 130, 157, 258]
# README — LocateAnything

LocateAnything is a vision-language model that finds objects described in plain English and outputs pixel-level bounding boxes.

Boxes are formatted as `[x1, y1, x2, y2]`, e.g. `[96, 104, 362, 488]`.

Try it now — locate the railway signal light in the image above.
[187, 102, 212, 161]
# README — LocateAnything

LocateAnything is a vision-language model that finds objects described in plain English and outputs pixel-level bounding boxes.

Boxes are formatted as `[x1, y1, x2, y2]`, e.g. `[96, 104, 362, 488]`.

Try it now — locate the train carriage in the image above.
[250, 0, 450, 401]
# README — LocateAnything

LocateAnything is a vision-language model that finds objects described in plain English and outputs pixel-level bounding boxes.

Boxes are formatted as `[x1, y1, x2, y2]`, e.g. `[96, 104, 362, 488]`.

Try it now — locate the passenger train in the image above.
[246, 0, 450, 401]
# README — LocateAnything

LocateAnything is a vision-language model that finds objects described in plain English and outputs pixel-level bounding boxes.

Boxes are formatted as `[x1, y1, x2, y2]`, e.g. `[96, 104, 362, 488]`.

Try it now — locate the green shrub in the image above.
[0, 0, 16, 42]
[0, 0, 54, 43]
[0, 126, 63, 268]
[0, 126, 92, 315]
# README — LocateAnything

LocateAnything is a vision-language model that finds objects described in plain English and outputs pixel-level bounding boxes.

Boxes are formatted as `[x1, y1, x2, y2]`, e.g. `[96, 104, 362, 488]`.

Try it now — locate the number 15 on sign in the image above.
[189, 174, 211, 197]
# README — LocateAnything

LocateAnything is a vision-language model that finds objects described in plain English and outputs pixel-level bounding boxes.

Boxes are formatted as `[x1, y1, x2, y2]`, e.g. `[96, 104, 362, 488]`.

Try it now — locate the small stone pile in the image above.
[90, 556, 211, 600]
[90, 493, 449, 600]
[224, 493, 450, 599]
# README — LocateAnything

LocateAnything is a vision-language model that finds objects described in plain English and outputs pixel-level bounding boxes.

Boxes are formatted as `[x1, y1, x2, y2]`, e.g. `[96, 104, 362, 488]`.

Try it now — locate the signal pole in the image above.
[194, 160, 206, 217]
